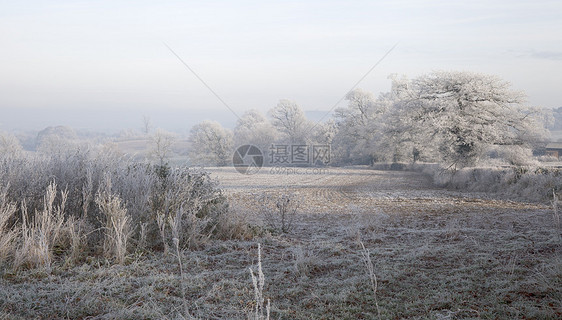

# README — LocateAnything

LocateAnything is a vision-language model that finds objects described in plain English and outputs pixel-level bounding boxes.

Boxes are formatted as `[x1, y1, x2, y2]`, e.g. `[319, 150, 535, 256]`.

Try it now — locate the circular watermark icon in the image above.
[233, 144, 263, 175]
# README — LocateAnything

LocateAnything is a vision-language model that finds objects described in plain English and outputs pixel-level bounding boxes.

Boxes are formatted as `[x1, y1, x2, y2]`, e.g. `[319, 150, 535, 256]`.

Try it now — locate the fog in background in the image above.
[1, 0, 561, 134]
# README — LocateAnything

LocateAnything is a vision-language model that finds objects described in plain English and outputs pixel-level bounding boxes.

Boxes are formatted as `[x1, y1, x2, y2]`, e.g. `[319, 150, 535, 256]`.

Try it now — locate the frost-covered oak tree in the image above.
[391, 71, 548, 168]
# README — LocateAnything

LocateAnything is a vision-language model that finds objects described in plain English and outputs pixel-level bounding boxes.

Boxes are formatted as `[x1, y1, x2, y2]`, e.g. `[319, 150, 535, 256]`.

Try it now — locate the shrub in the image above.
[0, 145, 229, 269]
[0, 185, 17, 263]
[413, 163, 562, 202]
[95, 174, 131, 264]
[256, 192, 300, 233]
[151, 165, 228, 250]
[14, 182, 67, 270]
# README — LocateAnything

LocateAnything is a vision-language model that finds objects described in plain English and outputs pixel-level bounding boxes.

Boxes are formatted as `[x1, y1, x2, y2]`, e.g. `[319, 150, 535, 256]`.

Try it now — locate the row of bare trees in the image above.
[187, 71, 551, 169]
[187, 99, 336, 166]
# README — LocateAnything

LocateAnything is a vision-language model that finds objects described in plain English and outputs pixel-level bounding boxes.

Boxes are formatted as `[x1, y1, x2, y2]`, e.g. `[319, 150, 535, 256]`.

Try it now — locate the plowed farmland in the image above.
[1, 167, 560, 319]
[209, 167, 561, 319]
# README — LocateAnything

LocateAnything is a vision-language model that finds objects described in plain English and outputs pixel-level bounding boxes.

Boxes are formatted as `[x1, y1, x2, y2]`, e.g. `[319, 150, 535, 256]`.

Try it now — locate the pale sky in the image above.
[1, 0, 561, 132]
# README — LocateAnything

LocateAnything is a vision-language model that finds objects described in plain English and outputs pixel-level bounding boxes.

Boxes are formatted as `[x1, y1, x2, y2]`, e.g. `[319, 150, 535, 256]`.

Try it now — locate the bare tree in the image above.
[150, 129, 176, 167]
[269, 99, 309, 144]
[313, 119, 337, 145]
[189, 121, 233, 166]
[142, 115, 152, 136]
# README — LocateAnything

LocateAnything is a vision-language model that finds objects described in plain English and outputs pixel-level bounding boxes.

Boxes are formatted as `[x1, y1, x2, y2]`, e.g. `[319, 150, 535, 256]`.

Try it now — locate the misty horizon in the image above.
[0, 106, 334, 134]
[2, 0, 562, 136]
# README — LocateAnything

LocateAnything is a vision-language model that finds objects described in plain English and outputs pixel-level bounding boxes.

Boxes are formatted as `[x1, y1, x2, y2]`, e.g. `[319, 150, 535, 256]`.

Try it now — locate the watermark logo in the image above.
[233, 144, 331, 175]
[233, 144, 263, 175]
[269, 144, 331, 165]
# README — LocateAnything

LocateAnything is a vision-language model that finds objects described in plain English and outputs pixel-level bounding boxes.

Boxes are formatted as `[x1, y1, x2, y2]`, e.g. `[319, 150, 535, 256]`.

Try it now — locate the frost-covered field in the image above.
[210, 166, 530, 213]
[1, 167, 560, 319]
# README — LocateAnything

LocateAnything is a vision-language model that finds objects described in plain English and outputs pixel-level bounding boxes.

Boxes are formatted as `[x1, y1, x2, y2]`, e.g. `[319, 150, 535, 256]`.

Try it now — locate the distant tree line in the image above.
[188, 71, 551, 169]
[187, 99, 336, 166]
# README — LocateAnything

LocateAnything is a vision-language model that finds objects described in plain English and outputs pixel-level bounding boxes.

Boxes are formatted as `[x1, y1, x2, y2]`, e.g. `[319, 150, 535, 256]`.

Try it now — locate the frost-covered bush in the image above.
[152, 165, 228, 250]
[0, 145, 228, 268]
[497, 145, 537, 166]
[537, 155, 559, 163]
[414, 163, 561, 202]
[0, 132, 23, 156]
[447, 167, 507, 192]
[256, 192, 300, 233]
